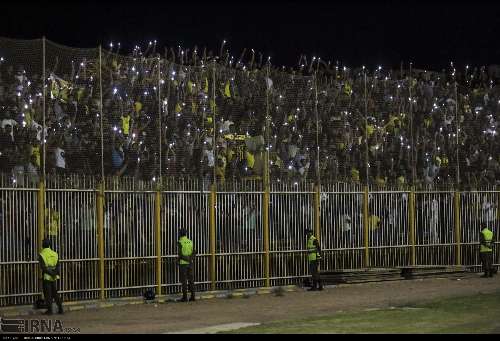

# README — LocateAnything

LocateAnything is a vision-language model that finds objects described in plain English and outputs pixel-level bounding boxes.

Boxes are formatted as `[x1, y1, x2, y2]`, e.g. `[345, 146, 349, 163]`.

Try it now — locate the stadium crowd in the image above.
[1, 41, 499, 188]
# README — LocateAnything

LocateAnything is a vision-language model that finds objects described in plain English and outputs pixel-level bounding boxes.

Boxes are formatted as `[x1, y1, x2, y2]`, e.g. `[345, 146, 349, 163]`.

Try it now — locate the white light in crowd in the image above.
[132, 66, 136, 71]
[113, 126, 117, 131]
[17, 92, 21, 97]
[24, 104, 28, 109]
[132, 133, 136, 138]
[149, 41, 152, 45]
[27, 81, 31, 86]
[80, 62, 84, 67]
[378, 66, 382, 70]
[110, 42, 113, 48]
[152, 177, 156, 181]
[113, 88, 118, 94]
[0, 57, 4, 62]
[161, 79, 165, 84]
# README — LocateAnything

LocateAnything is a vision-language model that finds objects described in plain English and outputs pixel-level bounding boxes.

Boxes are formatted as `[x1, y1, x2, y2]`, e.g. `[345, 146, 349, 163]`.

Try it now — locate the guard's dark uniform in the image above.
[39, 239, 63, 314]
[479, 227, 494, 278]
[178, 229, 196, 301]
[306, 230, 323, 291]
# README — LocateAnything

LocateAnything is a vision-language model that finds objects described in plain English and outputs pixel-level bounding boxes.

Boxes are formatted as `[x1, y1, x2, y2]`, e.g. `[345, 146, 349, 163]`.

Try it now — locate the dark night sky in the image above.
[2, 0, 500, 71]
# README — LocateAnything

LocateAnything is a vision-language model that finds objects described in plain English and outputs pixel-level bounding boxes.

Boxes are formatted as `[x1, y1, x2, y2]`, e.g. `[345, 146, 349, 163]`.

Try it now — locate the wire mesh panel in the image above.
[414, 191, 456, 265]
[161, 179, 211, 294]
[44, 188, 99, 302]
[104, 188, 156, 298]
[460, 189, 500, 269]
[215, 180, 264, 289]
[368, 188, 411, 267]
[320, 183, 364, 270]
[0, 38, 44, 188]
[0, 188, 38, 306]
[269, 181, 314, 286]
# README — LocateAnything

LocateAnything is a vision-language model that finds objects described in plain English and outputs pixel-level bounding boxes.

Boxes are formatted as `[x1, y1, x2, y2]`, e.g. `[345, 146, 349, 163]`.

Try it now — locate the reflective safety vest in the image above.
[480, 228, 493, 253]
[179, 236, 193, 265]
[40, 247, 60, 281]
[121, 115, 131, 135]
[307, 235, 320, 262]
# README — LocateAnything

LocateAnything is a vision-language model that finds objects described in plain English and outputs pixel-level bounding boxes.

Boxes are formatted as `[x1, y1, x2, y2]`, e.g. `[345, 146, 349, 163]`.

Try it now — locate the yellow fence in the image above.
[0, 179, 499, 307]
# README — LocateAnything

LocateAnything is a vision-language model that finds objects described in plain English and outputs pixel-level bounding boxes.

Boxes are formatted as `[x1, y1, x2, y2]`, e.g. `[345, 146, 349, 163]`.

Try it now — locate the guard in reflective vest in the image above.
[178, 228, 196, 302]
[38, 238, 63, 314]
[306, 229, 323, 291]
[479, 226, 494, 278]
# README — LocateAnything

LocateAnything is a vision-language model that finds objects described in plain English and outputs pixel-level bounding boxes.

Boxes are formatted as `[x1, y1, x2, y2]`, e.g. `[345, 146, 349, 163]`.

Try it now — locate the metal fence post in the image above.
[209, 184, 216, 291]
[314, 185, 321, 243]
[37, 180, 45, 251]
[42, 37, 46, 181]
[97, 182, 105, 300]
[263, 182, 270, 287]
[363, 185, 370, 268]
[409, 187, 416, 266]
[155, 190, 162, 295]
[454, 190, 461, 266]
[263, 61, 271, 288]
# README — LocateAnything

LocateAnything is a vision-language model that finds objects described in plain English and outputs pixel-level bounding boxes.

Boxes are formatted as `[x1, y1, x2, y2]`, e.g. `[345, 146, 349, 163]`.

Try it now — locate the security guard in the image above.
[178, 228, 196, 302]
[479, 226, 494, 278]
[38, 238, 63, 315]
[306, 229, 323, 291]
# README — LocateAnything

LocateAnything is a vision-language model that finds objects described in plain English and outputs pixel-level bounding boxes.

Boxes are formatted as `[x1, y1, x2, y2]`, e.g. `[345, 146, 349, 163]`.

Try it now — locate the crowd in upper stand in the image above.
[1, 40, 499, 188]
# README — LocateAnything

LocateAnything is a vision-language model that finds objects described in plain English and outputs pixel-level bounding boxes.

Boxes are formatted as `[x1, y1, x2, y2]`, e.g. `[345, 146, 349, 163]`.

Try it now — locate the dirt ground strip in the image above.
[7, 276, 500, 334]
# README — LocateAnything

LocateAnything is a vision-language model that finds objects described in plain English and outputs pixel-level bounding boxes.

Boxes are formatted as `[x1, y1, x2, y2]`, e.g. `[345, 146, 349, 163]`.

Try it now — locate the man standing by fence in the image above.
[178, 228, 196, 302]
[306, 229, 323, 291]
[39, 238, 63, 315]
[479, 226, 494, 278]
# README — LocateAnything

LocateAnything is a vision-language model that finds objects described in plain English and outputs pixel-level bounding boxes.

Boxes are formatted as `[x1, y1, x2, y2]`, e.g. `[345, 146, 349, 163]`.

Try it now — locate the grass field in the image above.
[228, 291, 500, 333]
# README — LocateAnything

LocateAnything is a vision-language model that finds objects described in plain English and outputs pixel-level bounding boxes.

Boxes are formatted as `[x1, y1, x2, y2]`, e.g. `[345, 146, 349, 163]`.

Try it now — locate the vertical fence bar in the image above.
[455, 82, 460, 186]
[37, 180, 45, 299]
[264, 60, 271, 288]
[212, 61, 217, 186]
[97, 183, 105, 300]
[37, 181, 45, 250]
[42, 37, 46, 181]
[363, 186, 370, 267]
[409, 187, 416, 266]
[314, 184, 320, 243]
[99, 46, 104, 182]
[209, 184, 216, 290]
[158, 56, 162, 183]
[364, 71, 369, 185]
[263, 183, 270, 287]
[454, 190, 461, 266]
[155, 190, 162, 295]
